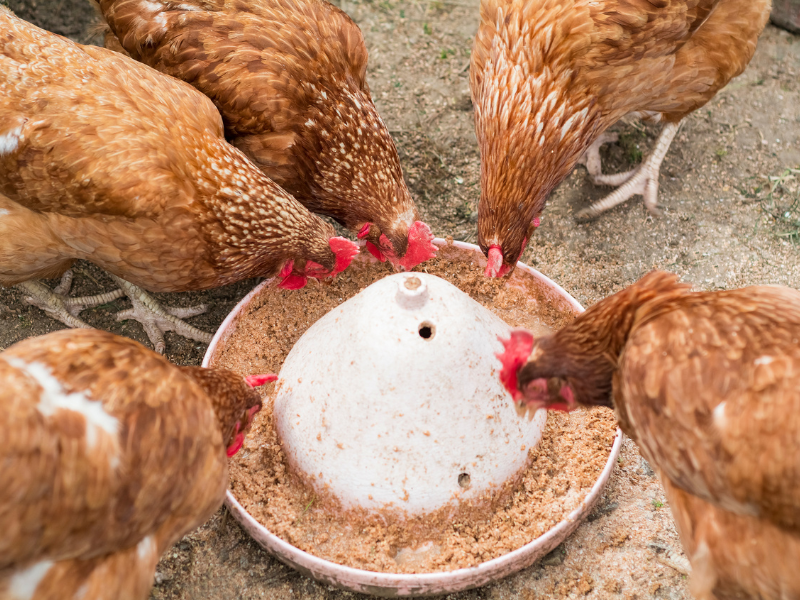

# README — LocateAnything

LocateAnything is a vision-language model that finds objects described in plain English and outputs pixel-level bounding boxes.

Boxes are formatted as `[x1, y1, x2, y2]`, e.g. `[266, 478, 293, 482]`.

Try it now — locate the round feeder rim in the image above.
[203, 238, 624, 598]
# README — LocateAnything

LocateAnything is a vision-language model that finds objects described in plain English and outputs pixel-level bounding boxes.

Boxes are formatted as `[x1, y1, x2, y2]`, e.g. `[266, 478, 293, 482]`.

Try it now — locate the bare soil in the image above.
[2, 0, 800, 598]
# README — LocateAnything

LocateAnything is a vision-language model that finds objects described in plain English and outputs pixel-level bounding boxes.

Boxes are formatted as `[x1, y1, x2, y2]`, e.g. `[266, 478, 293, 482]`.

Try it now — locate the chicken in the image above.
[0, 329, 272, 600]
[470, 0, 771, 277]
[0, 8, 359, 353]
[95, 0, 438, 270]
[498, 271, 800, 599]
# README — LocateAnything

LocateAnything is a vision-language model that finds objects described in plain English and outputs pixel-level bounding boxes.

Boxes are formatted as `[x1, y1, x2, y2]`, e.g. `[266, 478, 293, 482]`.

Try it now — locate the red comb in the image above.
[496, 330, 535, 401]
[329, 237, 359, 274]
[245, 374, 277, 387]
[394, 221, 437, 270]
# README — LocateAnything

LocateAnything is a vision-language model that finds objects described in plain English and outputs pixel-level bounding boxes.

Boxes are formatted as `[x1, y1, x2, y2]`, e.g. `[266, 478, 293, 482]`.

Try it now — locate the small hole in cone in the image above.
[458, 473, 471, 488]
[418, 322, 435, 339]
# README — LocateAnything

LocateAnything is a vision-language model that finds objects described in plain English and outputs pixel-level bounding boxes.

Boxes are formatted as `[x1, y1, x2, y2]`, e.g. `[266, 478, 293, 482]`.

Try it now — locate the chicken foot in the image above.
[109, 275, 213, 354]
[575, 131, 619, 178]
[577, 122, 680, 219]
[16, 269, 125, 329]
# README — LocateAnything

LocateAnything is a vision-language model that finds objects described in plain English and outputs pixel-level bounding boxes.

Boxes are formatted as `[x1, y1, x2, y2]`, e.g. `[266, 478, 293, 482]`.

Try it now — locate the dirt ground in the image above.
[2, 1, 800, 598]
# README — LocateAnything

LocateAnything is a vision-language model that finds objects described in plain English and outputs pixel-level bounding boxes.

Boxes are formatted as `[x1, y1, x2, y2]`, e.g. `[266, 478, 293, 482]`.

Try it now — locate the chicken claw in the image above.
[575, 131, 619, 179]
[109, 275, 213, 354]
[577, 122, 680, 219]
[16, 269, 125, 329]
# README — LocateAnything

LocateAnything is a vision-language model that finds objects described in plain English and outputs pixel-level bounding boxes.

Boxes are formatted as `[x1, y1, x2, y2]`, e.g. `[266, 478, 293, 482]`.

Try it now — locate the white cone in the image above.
[274, 272, 546, 516]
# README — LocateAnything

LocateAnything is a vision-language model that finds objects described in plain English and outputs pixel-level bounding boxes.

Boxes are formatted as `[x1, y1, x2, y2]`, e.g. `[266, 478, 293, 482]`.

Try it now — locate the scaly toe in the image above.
[17, 278, 125, 328]
[578, 121, 680, 219]
[22, 289, 93, 329]
[61, 289, 126, 318]
[44, 269, 126, 318]
[591, 165, 640, 187]
[109, 275, 213, 353]
[166, 304, 209, 319]
[52, 270, 74, 296]
[576, 131, 620, 178]
[577, 169, 652, 219]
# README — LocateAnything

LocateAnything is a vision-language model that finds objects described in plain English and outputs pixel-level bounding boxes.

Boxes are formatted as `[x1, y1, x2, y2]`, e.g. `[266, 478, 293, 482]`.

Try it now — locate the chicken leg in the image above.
[576, 122, 680, 219]
[109, 275, 213, 354]
[575, 131, 619, 180]
[16, 270, 125, 329]
[17, 270, 213, 354]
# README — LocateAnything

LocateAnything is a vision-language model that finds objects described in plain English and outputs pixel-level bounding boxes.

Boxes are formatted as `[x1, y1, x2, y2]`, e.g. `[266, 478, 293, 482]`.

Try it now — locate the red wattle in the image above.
[356, 223, 372, 239]
[226, 432, 245, 457]
[496, 330, 535, 401]
[279, 272, 308, 290]
[561, 386, 574, 404]
[365, 241, 386, 262]
[304, 260, 329, 279]
[278, 260, 294, 279]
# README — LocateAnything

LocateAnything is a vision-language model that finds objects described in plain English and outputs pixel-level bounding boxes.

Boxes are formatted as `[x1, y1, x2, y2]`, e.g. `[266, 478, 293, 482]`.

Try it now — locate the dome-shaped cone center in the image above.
[274, 273, 546, 516]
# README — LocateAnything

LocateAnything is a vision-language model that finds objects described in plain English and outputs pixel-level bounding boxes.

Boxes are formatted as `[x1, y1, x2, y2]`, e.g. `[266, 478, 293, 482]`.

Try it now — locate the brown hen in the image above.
[498, 271, 800, 599]
[0, 329, 270, 600]
[471, 0, 771, 277]
[0, 9, 358, 353]
[95, 0, 438, 269]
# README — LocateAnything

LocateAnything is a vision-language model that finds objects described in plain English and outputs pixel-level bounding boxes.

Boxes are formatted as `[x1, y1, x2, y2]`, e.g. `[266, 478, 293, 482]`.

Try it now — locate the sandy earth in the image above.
[2, 0, 800, 598]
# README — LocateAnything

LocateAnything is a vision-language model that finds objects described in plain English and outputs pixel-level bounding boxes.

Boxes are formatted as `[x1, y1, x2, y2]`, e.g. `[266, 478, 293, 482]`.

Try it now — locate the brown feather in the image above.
[517, 272, 800, 598]
[0, 9, 340, 291]
[0, 329, 261, 600]
[95, 0, 421, 255]
[470, 0, 770, 269]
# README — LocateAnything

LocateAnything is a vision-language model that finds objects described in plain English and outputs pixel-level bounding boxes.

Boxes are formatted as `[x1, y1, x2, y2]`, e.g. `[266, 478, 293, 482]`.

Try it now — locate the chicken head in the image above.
[471, 0, 770, 274]
[497, 330, 576, 415]
[0, 329, 277, 600]
[180, 366, 271, 457]
[278, 236, 359, 290]
[358, 220, 437, 270]
[95, 0, 438, 271]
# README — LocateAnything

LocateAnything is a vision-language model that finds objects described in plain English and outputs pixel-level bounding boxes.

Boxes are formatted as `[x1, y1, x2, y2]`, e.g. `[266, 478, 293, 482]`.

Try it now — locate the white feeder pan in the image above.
[204, 239, 623, 597]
